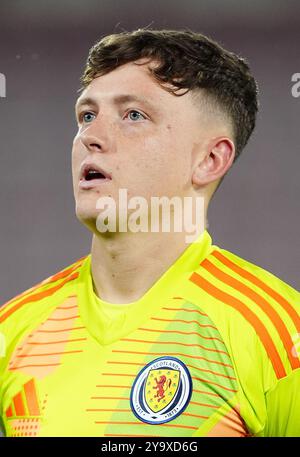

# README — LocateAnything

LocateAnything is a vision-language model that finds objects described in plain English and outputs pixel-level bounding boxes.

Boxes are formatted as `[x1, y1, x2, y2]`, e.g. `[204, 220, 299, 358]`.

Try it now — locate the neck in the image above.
[90, 226, 206, 305]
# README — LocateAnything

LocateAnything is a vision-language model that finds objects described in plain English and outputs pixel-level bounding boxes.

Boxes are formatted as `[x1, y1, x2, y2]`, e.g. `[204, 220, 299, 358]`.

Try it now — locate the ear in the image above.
[192, 137, 235, 188]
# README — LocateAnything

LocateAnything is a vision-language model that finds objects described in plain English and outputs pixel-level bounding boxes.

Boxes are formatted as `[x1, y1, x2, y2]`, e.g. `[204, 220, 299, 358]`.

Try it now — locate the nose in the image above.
[79, 117, 111, 154]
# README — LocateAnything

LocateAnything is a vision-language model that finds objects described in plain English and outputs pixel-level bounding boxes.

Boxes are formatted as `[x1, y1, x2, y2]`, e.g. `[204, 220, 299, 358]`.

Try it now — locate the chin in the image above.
[75, 205, 98, 230]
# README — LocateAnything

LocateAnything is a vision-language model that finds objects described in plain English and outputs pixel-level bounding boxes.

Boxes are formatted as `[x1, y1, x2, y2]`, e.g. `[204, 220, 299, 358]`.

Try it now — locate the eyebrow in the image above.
[75, 94, 158, 113]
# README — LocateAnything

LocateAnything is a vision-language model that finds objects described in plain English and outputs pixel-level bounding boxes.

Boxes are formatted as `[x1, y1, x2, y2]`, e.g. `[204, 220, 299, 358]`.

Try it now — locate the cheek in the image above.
[71, 137, 83, 176]
[144, 134, 190, 176]
[123, 136, 191, 196]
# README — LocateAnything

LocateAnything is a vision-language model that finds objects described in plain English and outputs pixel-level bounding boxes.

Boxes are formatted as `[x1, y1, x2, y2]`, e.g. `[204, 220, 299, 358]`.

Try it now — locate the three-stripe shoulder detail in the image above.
[189, 249, 300, 379]
[0, 257, 86, 324]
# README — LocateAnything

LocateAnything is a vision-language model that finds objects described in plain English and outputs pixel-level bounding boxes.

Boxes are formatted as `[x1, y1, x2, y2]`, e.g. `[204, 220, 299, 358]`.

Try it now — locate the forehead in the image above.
[75, 61, 195, 111]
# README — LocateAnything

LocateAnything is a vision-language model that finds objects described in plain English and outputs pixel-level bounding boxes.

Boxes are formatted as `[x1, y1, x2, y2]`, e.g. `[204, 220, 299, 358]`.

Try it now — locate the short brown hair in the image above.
[81, 28, 258, 160]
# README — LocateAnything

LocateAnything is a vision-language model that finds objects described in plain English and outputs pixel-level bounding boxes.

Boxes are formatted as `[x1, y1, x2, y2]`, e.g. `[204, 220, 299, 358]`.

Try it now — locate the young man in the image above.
[0, 29, 299, 437]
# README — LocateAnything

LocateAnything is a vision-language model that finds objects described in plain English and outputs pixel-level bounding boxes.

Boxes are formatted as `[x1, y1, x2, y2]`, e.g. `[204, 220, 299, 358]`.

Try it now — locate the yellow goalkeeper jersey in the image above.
[0, 230, 299, 437]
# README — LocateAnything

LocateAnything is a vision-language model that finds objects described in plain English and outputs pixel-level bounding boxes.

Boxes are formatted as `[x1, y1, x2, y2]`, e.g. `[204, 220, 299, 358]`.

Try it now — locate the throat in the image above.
[90, 232, 188, 305]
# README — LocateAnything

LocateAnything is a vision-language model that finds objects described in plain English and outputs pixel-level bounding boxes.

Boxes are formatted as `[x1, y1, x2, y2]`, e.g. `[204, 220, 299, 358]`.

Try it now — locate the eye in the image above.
[82, 112, 96, 123]
[125, 110, 146, 121]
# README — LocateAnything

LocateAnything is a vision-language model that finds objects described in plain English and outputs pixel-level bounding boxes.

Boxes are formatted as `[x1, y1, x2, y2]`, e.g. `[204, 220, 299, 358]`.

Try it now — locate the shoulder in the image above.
[187, 241, 299, 382]
[186, 242, 300, 434]
[210, 246, 299, 300]
[0, 256, 88, 329]
[0, 256, 89, 382]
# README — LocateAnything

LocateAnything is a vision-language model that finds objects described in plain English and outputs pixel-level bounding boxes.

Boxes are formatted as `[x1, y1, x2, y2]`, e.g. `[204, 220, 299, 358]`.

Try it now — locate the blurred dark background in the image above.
[0, 0, 299, 304]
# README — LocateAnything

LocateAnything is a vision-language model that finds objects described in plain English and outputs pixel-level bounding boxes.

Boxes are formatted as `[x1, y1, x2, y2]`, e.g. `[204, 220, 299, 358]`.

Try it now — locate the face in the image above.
[72, 60, 210, 231]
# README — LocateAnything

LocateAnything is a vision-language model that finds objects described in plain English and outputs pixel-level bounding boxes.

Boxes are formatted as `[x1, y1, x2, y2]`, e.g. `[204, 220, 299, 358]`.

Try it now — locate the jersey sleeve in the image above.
[263, 367, 300, 436]
[0, 416, 5, 437]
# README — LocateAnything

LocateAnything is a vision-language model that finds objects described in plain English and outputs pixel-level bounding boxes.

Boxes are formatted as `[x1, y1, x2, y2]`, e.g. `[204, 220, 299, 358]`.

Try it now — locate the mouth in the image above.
[84, 169, 107, 181]
[79, 163, 112, 188]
